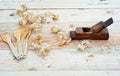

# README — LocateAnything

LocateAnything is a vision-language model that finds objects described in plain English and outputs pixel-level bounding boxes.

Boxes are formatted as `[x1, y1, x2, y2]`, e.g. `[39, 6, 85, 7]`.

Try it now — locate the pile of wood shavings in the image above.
[50, 25, 71, 46]
[16, 4, 58, 57]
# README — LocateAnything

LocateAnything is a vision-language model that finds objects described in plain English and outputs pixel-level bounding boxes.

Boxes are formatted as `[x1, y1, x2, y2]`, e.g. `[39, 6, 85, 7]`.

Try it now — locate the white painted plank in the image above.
[0, 0, 120, 9]
[0, 71, 120, 76]
[0, 9, 120, 23]
[0, 49, 120, 71]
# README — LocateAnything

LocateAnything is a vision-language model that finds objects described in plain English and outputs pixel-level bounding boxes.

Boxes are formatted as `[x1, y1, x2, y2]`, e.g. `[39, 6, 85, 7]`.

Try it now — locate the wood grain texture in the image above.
[0, 0, 120, 75]
[0, 49, 120, 71]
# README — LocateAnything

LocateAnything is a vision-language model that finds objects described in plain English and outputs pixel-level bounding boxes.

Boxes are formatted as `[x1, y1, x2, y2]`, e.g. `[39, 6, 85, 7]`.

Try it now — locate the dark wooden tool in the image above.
[70, 18, 113, 40]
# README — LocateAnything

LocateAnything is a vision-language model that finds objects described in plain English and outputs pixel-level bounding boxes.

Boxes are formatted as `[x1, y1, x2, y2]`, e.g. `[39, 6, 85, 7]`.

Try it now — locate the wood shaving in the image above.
[16, 9, 24, 17]
[31, 35, 42, 50]
[21, 4, 28, 12]
[40, 17, 46, 24]
[16, 4, 28, 17]
[50, 25, 71, 46]
[51, 13, 59, 21]
[30, 23, 42, 33]
[77, 40, 90, 51]
[31, 35, 51, 58]
[19, 18, 27, 25]
[57, 31, 71, 46]
[23, 12, 36, 24]
[44, 11, 59, 21]
[50, 26, 62, 34]
[39, 43, 51, 58]
[45, 11, 51, 17]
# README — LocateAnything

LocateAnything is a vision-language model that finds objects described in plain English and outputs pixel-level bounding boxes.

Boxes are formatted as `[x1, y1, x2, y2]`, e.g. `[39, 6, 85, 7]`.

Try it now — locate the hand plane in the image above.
[70, 18, 113, 40]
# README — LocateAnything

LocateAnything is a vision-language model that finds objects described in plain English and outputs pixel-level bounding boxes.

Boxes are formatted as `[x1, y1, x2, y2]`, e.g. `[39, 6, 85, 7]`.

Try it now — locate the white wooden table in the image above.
[0, 0, 120, 76]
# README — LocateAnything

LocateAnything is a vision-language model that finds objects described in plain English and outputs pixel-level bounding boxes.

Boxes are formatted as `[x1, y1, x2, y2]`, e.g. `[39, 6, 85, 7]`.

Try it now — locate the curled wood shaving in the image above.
[23, 12, 36, 24]
[40, 17, 46, 24]
[50, 26, 62, 34]
[57, 31, 71, 46]
[16, 6, 59, 39]
[30, 23, 42, 33]
[17, 8, 58, 25]
[21, 4, 28, 12]
[45, 11, 51, 17]
[51, 13, 59, 21]
[50, 25, 71, 46]
[16, 4, 28, 17]
[44, 11, 59, 21]
[31, 35, 42, 50]
[38, 43, 51, 58]
[16, 9, 24, 17]
[31, 35, 51, 58]
[19, 18, 27, 25]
